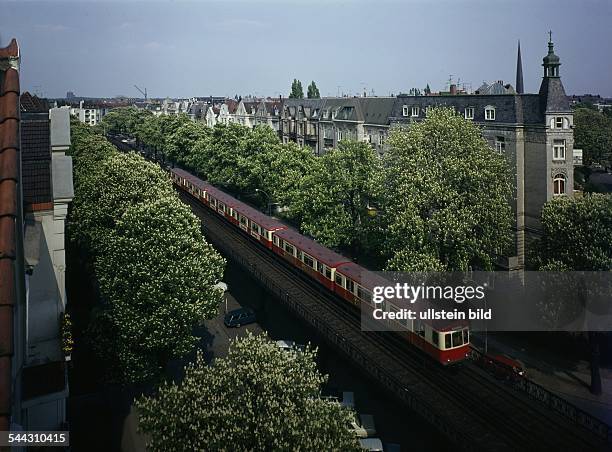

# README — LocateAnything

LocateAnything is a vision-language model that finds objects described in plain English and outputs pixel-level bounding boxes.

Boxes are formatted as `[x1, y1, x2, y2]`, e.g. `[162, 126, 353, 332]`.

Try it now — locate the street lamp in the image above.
[255, 188, 273, 216]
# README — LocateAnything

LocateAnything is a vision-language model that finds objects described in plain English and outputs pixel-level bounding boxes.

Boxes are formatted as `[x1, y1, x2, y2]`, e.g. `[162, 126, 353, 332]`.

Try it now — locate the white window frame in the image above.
[553, 139, 566, 161]
[402, 105, 409, 117]
[495, 136, 505, 154]
[484, 106, 495, 121]
[555, 117, 564, 129]
[553, 174, 566, 196]
[464, 107, 474, 120]
[411, 106, 420, 117]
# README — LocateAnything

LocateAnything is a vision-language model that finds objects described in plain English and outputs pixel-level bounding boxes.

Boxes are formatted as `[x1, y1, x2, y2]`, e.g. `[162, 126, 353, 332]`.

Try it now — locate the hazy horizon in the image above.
[1, 0, 611, 99]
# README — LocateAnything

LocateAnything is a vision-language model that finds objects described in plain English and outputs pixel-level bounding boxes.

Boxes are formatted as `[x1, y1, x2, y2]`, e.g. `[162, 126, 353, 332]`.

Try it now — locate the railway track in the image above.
[180, 191, 609, 452]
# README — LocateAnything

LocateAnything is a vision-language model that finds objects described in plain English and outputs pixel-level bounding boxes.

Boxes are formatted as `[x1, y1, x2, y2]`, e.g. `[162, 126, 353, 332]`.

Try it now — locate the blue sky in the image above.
[1, 0, 611, 98]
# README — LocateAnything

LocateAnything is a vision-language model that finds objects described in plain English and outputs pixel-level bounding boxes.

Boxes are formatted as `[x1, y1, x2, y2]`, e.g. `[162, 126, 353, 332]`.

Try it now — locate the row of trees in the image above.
[289, 79, 320, 99]
[68, 120, 225, 384]
[100, 106, 515, 271]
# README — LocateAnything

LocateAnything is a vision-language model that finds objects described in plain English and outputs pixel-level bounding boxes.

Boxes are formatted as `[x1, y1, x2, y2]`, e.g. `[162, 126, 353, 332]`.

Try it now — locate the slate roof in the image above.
[20, 94, 52, 209]
[390, 93, 546, 125]
[539, 77, 571, 113]
[0, 38, 19, 434]
[282, 97, 396, 126]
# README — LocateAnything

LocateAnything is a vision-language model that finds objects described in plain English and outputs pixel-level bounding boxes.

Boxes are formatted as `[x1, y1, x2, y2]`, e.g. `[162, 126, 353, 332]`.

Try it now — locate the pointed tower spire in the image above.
[516, 40, 524, 94]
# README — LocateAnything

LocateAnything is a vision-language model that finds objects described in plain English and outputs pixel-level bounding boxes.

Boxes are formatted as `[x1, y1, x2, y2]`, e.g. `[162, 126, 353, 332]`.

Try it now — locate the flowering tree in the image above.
[137, 333, 361, 451]
[382, 107, 513, 271]
[91, 196, 225, 383]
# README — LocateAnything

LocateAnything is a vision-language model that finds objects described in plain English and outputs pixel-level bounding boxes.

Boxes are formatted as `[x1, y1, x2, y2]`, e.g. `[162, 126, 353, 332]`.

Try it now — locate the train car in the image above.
[335, 262, 470, 365]
[169, 168, 209, 203]
[272, 229, 351, 291]
[232, 203, 286, 249]
[202, 184, 241, 226]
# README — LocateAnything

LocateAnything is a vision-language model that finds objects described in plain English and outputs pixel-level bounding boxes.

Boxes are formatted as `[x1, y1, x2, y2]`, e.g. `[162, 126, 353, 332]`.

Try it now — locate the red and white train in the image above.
[170, 167, 470, 365]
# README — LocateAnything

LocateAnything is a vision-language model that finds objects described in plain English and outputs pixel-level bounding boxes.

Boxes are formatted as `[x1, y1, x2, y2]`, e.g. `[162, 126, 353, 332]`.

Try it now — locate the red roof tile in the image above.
[0, 39, 19, 433]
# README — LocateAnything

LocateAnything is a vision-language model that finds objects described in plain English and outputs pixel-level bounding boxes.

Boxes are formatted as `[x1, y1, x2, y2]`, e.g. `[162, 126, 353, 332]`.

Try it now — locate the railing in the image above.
[469, 346, 612, 444]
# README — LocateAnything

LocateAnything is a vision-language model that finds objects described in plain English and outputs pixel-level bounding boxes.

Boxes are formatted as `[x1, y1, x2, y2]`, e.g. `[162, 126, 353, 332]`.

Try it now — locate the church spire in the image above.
[516, 40, 524, 94]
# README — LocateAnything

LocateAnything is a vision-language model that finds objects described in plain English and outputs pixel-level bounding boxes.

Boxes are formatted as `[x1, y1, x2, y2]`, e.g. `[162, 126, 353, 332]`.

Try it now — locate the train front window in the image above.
[432, 331, 439, 347]
[463, 328, 469, 344]
[445, 334, 451, 349]
[452, 331, 463, 348]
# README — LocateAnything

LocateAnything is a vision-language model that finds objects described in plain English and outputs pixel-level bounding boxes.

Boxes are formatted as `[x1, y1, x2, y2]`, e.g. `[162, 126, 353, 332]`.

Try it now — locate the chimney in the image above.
[450, 84, 457, 95]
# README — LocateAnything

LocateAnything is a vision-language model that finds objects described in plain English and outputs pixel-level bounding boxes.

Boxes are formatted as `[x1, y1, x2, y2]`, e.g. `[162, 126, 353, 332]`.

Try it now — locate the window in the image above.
[357, 286, 372, 303]
[273, 236, 279, 245]
[378, 132, 384, 146]
[347, 279, 355, 294]
[553, 139, 566, 160]
[553, 174, 566, 196]
[402, 105, 409, 116]
[325, 267, 332, 280]
[463, 328, 469, 344]
[452, 331, 463, 348]
[284, 242, 295, 255]
[485, 106, 495, 121]
[431, 331, 439, 347]
[445, 334, 452, 349]
[337, 130, 344, 141]
[335, 274, 344, 287]
[464, 107, 474, 119]
[411, 106, 420, 117]
[495, 136, 505, 153]
[303, 254, 315, 269]
[555, 117, 564, 129]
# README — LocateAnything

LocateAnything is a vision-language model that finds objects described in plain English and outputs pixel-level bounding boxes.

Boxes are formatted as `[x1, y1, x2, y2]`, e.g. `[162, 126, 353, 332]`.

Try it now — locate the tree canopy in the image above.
[382, 107, 513, 271]
[573, 107, 612, 166]
[289, 79, 304, 99]
[307, 81, 320, 99]
[137, 333, 361, 452]
[292, 140, 382, 254]
[536, 193, 612, 271]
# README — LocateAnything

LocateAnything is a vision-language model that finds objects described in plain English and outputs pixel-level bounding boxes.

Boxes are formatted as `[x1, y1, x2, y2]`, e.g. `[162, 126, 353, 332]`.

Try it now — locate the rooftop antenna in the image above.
[134, 84, 147, 101]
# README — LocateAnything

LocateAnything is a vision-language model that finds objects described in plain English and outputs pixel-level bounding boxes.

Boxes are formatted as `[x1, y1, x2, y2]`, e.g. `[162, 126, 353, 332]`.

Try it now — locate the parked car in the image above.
[276, 340, 306, 352]
[358, 438, 384, 451]
[348, 413, 376, 438]
[223, 307, 256, 328]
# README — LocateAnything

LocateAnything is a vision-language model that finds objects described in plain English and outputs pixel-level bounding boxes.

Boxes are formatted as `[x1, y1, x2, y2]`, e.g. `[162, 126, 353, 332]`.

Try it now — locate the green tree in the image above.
[166, 120, 210, 165]
[68, 152, 175, 253]
[292, 140, 382, 253]
[91, 196, 225, 383]
[252, 141, 317, 212]
[189, 123, 280, 193]
[307, 81, 321, 99]
[536, 194, 612, 395]
[137, 333, 361, 452]
[289, 79, 304, 99]
[573, 107, 612, 166]
[382, 107, 513, 271]
[99, 106, 152, 136]
[538, 194, 612, 271]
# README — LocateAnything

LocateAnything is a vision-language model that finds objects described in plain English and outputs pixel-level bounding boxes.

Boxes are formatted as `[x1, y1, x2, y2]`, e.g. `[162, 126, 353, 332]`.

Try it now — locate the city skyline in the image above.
[1, 0, 611, 98]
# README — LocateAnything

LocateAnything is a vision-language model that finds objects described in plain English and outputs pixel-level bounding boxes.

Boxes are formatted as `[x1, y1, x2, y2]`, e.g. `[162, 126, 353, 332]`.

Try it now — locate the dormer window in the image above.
[464, 107, 474, 120]
[485, 106, 495, 121]
[402, 105, 409, 116]
[411, 106, 420, 117]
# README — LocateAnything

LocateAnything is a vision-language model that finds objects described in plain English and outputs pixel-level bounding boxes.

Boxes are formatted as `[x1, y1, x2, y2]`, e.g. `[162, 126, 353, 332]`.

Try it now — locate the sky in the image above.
[0, 0, 611, 99]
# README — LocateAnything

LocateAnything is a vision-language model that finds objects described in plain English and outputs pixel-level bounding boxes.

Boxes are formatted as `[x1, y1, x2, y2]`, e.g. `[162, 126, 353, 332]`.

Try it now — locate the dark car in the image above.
[223, 307, 256, 328]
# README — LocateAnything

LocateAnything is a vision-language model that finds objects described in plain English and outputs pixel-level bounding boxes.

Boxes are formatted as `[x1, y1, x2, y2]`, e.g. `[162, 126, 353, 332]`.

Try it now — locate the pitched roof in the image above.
[0, 38, 20, 433]
[20, 92, 49, 113]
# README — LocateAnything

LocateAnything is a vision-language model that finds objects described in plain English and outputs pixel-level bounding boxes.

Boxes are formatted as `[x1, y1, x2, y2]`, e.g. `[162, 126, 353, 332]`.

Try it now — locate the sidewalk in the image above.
[471, 332, 612, 424]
